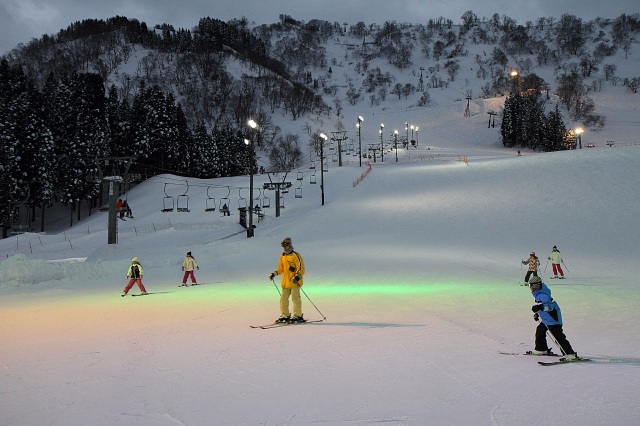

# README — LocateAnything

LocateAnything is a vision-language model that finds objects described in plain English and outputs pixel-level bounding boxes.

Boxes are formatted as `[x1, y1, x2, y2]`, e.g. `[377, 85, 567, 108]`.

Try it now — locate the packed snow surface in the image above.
[2, 142, 639, 425]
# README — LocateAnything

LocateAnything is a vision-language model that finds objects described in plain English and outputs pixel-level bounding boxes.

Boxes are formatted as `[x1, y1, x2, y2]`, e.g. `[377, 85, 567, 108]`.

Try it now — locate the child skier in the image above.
[122, 257, 147, 296]
[521, 251, 540, 285]
[548, 245, 565, 279]
[528, 276, 578, 360]
[181, 251, 199, 286]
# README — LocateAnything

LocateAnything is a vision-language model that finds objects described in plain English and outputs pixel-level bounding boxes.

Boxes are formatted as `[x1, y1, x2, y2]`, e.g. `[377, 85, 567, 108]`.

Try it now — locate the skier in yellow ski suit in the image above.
[269, 237, 305, 323]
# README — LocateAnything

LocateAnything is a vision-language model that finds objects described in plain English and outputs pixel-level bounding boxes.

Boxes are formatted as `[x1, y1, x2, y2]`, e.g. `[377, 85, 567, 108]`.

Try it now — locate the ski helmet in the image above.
[281, 237, 292, 246]
[528, 276, 542, 290]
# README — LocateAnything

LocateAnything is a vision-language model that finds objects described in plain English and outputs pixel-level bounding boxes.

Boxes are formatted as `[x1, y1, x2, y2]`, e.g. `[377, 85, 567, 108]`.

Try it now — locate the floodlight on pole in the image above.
[380, 123, 384, 162]
[405, 122, 409, 148]
[357, 116, 364, 167]
[246, 119, 258, 238]
[394, 130, 398, 162]
[575, 128, 584, 149]
[319, 133, 328, 205]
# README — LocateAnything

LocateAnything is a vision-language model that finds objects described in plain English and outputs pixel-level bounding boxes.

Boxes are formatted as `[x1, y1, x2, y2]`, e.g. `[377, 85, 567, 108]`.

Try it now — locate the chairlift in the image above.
[161, 183, 175, 212]
[219, 187, 232, 216]
[309, 160, 316, 169]
[262, 192, 271, 208]
[295, 181, 303, 198]
[177, 181, 190, 212]
[296, 170, 303, 180]
[279, 193, 286, 208]
[310, 171, 317, 184]
[238, 188, 248, 209]
[205, 187, 216, 212]
[323, 159, 329, 172]
[253, 188, 262, 209]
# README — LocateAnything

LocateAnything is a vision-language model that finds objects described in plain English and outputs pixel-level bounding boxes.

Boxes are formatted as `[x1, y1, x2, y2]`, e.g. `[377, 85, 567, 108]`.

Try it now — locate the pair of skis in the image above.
[501, 351, 591, 366]
[251, 319, 325, 329]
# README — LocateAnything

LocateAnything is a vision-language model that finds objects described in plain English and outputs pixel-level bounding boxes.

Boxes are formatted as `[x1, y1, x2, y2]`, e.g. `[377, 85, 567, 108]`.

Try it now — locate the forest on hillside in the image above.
[1, 12, 639, 236]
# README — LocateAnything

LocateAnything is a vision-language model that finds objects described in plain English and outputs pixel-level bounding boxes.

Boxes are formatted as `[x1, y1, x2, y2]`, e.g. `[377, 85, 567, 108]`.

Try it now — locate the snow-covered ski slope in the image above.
[2, 142, 639, 425]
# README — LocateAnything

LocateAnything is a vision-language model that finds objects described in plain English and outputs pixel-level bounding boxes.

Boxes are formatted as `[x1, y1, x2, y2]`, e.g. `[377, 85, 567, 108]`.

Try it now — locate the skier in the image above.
[548, 245, 565, 279]
[116, 198, 125, 219]
[268, 237, 306, 323]
[528, 276, 577, 360]
[122, 199, 133, 218]
[181, 251, 199, 286]
[222, 203, 231, 216]
[521, 251, 540, 285]
[122, 257, 147, 296]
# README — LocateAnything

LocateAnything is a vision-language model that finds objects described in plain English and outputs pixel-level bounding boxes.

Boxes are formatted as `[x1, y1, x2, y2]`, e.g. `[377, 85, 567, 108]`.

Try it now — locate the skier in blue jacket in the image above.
[528, 276, 578, 360]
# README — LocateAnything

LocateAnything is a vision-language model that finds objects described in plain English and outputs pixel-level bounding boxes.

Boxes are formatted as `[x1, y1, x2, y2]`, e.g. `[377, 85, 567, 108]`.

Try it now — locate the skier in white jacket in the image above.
[548, 245, 565, 279]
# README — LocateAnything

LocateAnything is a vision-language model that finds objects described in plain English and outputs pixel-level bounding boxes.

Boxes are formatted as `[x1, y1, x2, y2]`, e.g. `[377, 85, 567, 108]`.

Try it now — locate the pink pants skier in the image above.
[552, 263, 564, 277]
[182, 270, 197, 284]
[124, 278, 147, 294]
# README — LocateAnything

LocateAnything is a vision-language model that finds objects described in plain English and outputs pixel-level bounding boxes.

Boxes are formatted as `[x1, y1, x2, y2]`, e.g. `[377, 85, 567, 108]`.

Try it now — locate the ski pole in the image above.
[543, 258, 549, 274]
[537, 316, 566, 356]
[300, 287, 327, 320]
[561, 260, 569, 273]
[270, 277, 281, 296]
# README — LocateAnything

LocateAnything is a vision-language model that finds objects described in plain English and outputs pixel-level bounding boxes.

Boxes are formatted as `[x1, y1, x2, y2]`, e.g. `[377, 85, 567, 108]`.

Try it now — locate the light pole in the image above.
[379, 123, 384, 162]
[319, 133, 328, 205]
[357, 116, 364, 167]
[575, 128, 584, 149]
[415, 127, 419, 146]
[405, 122, 409, 148]
[394, 130, 398, 162]
[246, 119, 258, 238]
[510, 70, 519, 94]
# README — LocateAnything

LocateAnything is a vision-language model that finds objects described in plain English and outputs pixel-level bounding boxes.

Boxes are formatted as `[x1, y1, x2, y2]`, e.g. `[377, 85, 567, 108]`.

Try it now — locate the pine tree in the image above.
[191, 123, 220, 178]
[501, 93, 522, 147]
[18, 87, 56, 230]
[542, 105, 568, 151]
[0, 60, 21, 234]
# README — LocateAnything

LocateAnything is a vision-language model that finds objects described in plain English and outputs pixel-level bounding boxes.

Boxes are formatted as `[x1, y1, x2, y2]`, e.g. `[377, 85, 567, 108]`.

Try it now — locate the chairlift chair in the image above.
[297, 170, 303, 180]
[205, 187, 216, 212]
[161, 183, 175, 212]
[237, 188, 248, 209]
[253, 188, 262, 209]
[310, 171, 317, 184]
[262, 193, 271, 208]
[176, 181, 190, 212]
[219, 187, 232, 216]
[295, 181, 303, 198]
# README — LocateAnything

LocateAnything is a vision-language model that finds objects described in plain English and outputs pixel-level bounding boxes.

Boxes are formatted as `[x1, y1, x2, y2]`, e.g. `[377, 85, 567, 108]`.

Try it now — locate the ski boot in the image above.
[275, 315, 290, 324]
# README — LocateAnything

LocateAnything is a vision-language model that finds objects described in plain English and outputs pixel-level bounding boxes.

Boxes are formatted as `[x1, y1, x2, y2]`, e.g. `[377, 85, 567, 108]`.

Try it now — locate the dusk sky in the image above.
[1, 0, 637, 55]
